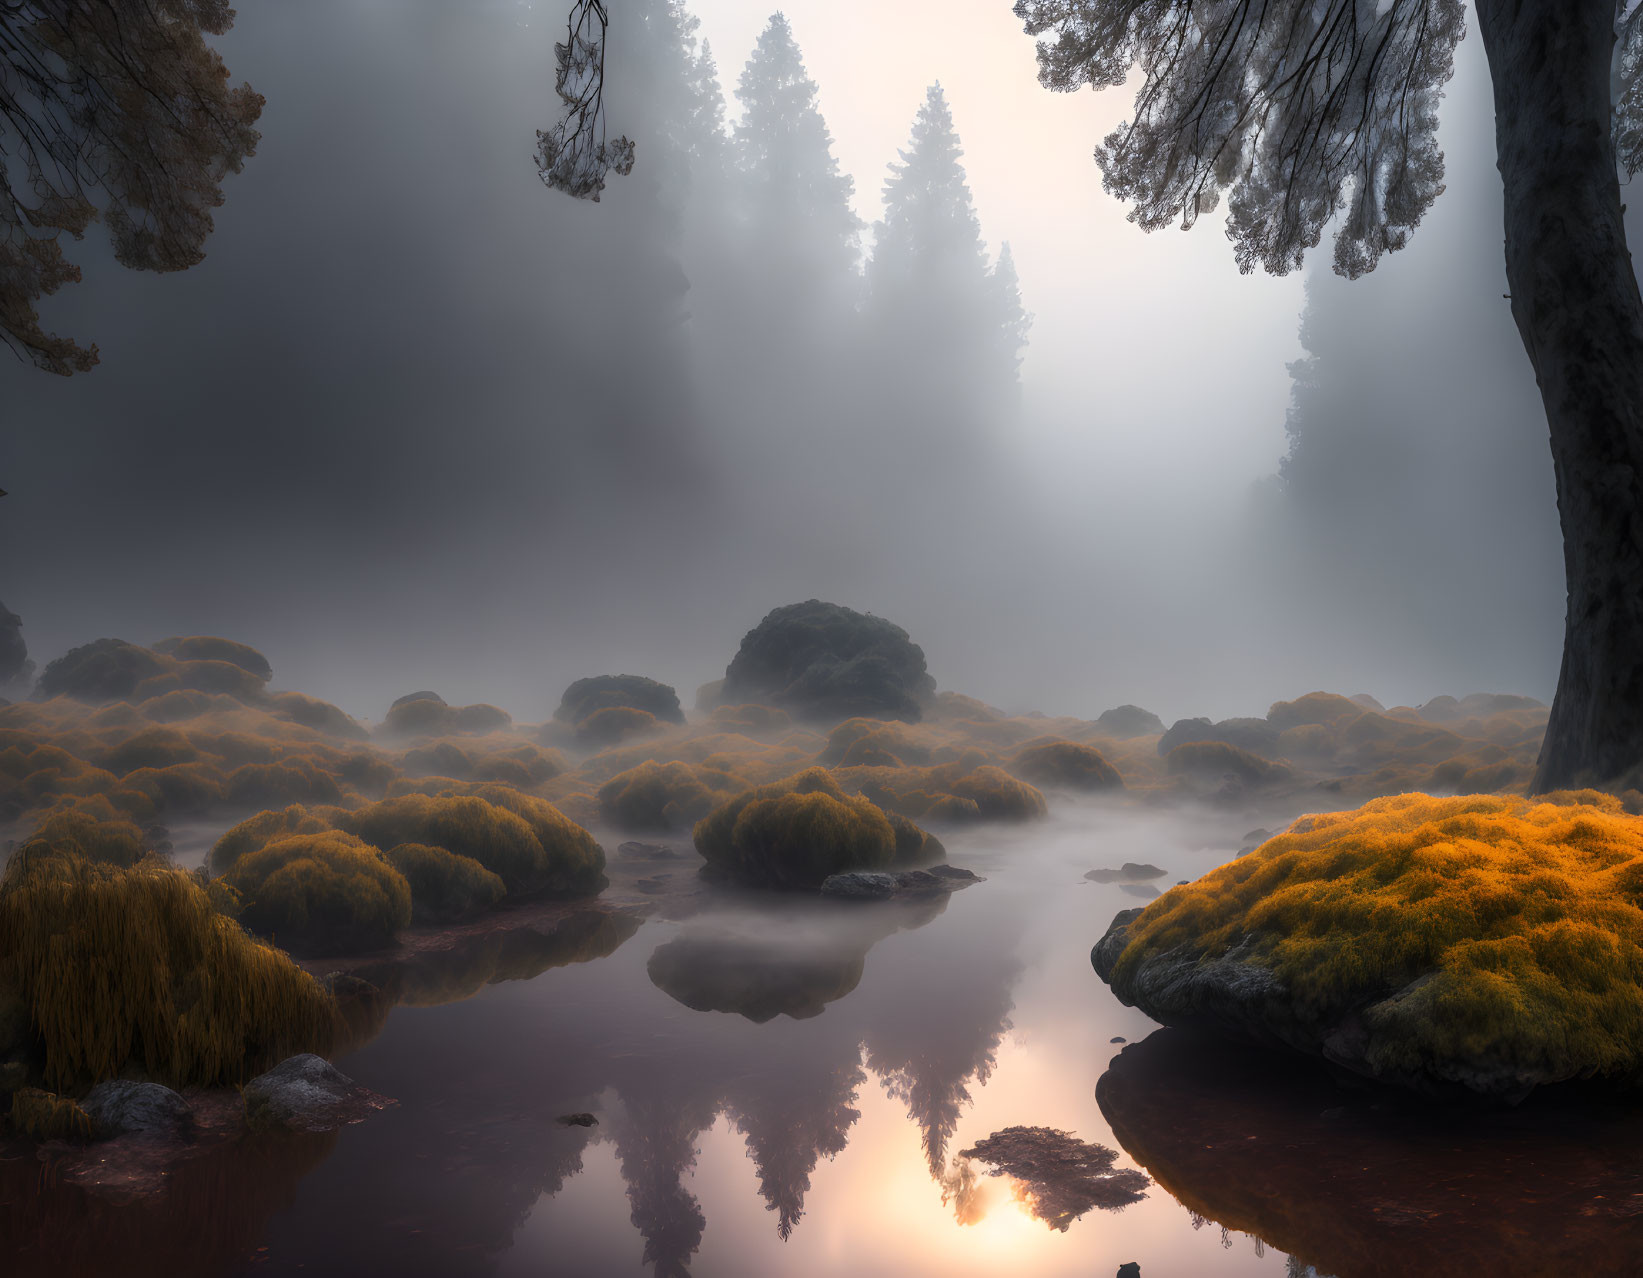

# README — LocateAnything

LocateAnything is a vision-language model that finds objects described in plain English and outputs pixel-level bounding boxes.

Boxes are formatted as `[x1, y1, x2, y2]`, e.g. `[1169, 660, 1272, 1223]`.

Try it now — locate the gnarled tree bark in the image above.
[1478, 0, 1643, 791]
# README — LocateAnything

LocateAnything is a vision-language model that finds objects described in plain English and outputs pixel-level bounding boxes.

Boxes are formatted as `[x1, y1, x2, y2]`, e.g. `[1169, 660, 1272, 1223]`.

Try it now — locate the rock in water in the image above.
[1117, 1265, 1142, 1278]
[79, 1080, 192, 1140]
[820, 865, 983, 902]
[819, 871, 898, 900]
[243, 1054, 393, 1132]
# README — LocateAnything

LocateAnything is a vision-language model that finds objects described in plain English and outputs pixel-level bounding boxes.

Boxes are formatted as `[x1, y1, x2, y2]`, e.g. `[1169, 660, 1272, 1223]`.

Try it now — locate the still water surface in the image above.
[14, 801, 1643, 1277]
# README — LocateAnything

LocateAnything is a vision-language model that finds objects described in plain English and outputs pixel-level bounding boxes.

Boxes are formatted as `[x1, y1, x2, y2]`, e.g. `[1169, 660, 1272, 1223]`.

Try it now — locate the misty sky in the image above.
[0, 1, 1594, 724]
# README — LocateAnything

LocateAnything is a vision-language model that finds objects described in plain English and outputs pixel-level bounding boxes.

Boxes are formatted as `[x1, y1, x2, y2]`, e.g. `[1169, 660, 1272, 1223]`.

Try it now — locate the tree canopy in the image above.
[0, 0, 262, 374]
[1015, 0, 1469, 277]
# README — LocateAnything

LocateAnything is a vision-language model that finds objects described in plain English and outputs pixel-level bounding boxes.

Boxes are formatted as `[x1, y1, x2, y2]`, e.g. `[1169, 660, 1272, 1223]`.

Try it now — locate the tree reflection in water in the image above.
[7, 882, 1036, 1278]
[1099, 1027, 1643, 1278]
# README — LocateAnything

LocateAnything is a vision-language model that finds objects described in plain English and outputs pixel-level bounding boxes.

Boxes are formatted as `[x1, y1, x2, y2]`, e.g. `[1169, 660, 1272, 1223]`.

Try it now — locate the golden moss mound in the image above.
[225, 832, 413, 953]
[0, 846, 335, 1090]
[596, 760, 738, 832]
[209, 804, 348, 876]
[341, 789, 604, 896]
[27, 810, 150, 867]
[1107, 792, 1643, 1094]
[574, 706, 663, 749]
[383, 842, 506, 922]
[1011, 741, 1124, 792]
[694, 768, 903, 889]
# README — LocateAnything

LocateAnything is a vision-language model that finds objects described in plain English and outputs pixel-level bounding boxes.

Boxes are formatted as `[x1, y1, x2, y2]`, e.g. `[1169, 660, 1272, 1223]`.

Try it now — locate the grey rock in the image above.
[1117, 1264, 1142, 1278]
[243, 1054, 392, 1133]
[820, 864, 984, 902]
[1086, 863, 1167, 884]
[80, 1080, 192, 1140]
[820, 871, 899, 901]
[558, 1112, 597, 1127]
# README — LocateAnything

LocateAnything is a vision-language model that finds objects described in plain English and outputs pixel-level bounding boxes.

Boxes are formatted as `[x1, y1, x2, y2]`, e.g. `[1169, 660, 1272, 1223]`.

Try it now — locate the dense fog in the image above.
[0, 0, 1610, 723]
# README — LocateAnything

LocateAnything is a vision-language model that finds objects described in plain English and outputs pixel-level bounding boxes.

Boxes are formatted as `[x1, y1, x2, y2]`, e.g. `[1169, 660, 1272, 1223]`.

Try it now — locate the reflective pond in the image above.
[8, 801, 1642, 1277]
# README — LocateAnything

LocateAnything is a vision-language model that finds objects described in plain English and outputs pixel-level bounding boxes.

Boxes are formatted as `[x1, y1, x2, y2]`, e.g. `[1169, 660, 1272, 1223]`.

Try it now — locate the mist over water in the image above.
[0, 2, 1605, 723]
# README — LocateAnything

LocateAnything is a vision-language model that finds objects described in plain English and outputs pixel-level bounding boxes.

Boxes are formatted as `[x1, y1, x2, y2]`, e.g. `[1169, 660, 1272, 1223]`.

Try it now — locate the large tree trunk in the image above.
[1477, 0, 1643, 792]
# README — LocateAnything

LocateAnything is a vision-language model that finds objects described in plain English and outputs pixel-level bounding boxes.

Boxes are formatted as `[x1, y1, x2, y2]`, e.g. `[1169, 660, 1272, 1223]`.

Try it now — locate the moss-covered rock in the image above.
[1011, 741, 1124, 792]
[574, 705, 664, 749]
[341, 789, 604, 897]
[556, 675, 684, 725]
[1093, 792, 1643, 1099]
[597, 760, 733, 832]
[1094, 704, 1165, 738]
[36, 639, 170, 704]
[226, 832, 412, 954]
[720, 600, 936, 723]
[383, 842, 506, 922]
[152, 636, 273, 682]
[693, 768, 906, 889]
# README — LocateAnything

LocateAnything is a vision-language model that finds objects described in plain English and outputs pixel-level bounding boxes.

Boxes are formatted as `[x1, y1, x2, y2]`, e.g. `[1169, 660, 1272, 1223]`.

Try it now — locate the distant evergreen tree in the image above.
[987, 242, 1030, 386]
[732, 13, 861, 289]
[865, 84, 1028, 437]
[683, 38, 729, 172]
[868, 84, 987, 309]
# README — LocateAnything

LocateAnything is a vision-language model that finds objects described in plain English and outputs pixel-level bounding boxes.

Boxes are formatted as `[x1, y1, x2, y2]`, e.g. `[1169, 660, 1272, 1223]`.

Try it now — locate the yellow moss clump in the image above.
[694, 767, 910, 889]
[1165, 740, 1284, 787]
[383, 843, 506, 922]
[341, 788, 604, 896]
[27, 810, 150, 867]
[596, 760, 739, 832]
[210, 804, 348, 877]
[1010, 741, 1124, 792]
[574, 706, 663, 748]
[0, 847, 335, 1090]
[97, 726, 201, 774]
[942, 765, 1048, 821]
[1112, 792, 1643, 1084]
[226, 832, 413, 953]
[9, 1088, 93, 1140]
[1266, 691, 1364, 729]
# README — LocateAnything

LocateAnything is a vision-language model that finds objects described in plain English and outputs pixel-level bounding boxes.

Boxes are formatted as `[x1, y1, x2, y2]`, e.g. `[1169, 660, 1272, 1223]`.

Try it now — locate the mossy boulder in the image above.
[36, 639, 170, 703]
[1265, 691, 1364, 729]
[226, 832, 412, 954]
[1094, 705, 1165, 738]
[1011, 741, 1124, 792]
[555, 675, 684, 725]
[1092, 792, 1643, 1100]
[383, 843, 506, 922]
[597, 760, 729, 832]
[575, 705, 664, 748]
[694, 768, 909, 889]
[340, 789, 604, 897]
[152, 636, 273, 682]
[1158, 716, 1282, 758]
[720, 600, 936, 724]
